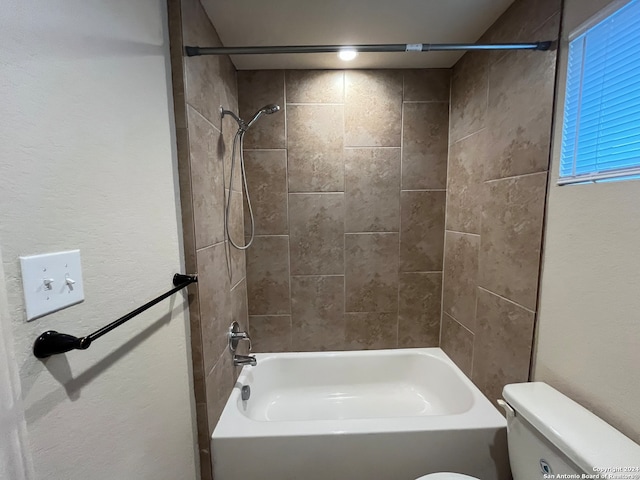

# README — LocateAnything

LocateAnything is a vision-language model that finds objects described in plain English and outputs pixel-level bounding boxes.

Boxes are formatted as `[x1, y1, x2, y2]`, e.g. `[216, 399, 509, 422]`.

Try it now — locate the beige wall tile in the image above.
[289, 193, 344, 275]
[446, 130, 486, 234]
[194, 402, 210, 475]
[246, 235, 291, 314]
[287, 104, 344, 192]
[345, 70, 403, 147]
[167, 0, 186, 129]
[231, 278, 249, 335]
[479, 173, 547, 310]
[181, 0, 236, 127]
[175, 127, 197, 273]
[403, 69, 451, 102]
[400, 191, 446, 272]
[187, 106, 225, 249]
[189, 287, 206, 402]
[345, 148, 401, 232]
[291, 275, 345, 351]
[398, 272, 442, 347]
[199, 450, 213, 480]
[222, 114, 242, 193]
[449, 52, 488, 144]
[345, 312, 398, 349]
[243, 150, 288, 235]
[402, 103, 449, 190]
[485, 15, 559, 180]
[196, 242, 232, 375]
[205, 350, 235, 434]
[441, 313, 474, 377]
[286, 70, 344, 103]
[238, 70, 285, 148]
[250, 315, 292, 352]
[228, 190, 246, 285]
[482, 0, 561, 47]
[174, 4, 246, 480]
[442, 231, 480, 331]
[345, 233, 399, 312]
[472, 288, 535, 406]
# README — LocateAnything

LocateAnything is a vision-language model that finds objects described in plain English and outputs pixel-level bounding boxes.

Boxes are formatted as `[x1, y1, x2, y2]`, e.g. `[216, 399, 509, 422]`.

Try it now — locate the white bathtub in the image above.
[212, 348, 509, 480]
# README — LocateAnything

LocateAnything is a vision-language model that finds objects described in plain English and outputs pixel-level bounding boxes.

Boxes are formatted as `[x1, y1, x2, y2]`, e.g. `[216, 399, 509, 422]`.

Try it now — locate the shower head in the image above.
[245, 104, 281, 130]
[262, 104, 281, 114]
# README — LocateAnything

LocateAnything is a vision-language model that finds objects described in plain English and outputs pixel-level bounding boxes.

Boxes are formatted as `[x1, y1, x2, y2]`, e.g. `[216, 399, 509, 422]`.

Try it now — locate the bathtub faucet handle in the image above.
[228, 321, 252, 352]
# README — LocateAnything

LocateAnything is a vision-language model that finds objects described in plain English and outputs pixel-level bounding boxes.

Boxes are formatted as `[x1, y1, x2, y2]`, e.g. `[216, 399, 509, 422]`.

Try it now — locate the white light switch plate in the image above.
[19, 250, 85, 321]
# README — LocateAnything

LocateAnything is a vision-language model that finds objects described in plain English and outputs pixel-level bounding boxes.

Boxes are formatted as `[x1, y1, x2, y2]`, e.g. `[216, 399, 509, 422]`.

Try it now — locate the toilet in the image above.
[417, 382, 640, 480]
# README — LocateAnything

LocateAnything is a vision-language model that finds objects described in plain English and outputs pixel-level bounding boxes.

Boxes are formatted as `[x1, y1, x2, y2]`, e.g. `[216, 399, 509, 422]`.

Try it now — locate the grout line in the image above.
[195, 238, 226, 253]
[485, 48, 491, 123]
[401, 188, 446, 192]
[230, 276, 245, 292]
[403, 100, 449, 104]
[344, 232, 398, 236]
[286, 102, 345, 106]
[205, 347, 226, 379]
[401, 271, 443, 274]
[283, 72, 293, 321]
[345, 309, 400, 315]
[439, 232, 447, 347]
[343, 70, 348, 325]
[344, 146, 401, 150]
[440, 71, 453, 349]
[249, 234, 289, 240]
[344, 145, 401, 149]
[470, 284, 479, 377]
[443, 312, 474, 336]
[288, 191, 345, 195]
[344, 230, 399, 234]
[445, 229, 480, 237]
[243, 148, 287, 152]
[290, 274, 344, 278]
[484, 170, 548, 184]
[396, 72, 406, 347]
[477, 286, 536, 314]
[449, 127, 487, 146]
[249, 314, 292, 318]
[188, 103, 222, 135]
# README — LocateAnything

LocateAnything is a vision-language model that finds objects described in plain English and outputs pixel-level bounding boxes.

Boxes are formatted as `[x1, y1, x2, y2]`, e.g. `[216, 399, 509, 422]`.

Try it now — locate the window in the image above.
[559, 0, 640, 185]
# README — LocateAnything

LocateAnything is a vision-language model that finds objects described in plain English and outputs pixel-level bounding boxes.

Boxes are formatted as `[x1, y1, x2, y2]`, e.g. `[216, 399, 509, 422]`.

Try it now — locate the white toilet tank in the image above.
[501, 382, 640, 479]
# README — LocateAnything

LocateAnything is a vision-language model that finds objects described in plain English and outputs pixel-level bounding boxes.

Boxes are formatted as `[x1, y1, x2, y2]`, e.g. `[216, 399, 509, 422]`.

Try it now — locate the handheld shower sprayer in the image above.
[245, 104, 280, 130]
[221, 103, 281, 250]
[222, 104, 280, 132]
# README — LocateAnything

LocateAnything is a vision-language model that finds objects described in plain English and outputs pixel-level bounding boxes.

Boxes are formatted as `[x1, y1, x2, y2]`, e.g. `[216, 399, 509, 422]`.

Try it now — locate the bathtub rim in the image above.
[213, 347, 506, 440]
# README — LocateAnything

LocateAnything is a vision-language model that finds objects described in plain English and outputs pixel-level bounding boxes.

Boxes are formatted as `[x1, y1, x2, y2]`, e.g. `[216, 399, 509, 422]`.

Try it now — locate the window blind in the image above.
[559, 0, 640, 185]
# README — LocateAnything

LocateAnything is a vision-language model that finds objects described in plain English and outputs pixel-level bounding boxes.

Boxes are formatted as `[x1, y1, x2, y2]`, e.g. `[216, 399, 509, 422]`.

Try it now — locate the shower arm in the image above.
[221, 107, 247, 130]
[185, 41, 553, 56]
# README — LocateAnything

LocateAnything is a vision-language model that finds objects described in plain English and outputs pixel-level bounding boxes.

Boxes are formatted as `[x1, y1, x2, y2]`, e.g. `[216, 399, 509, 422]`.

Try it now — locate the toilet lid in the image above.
[416, 473, 479, 480]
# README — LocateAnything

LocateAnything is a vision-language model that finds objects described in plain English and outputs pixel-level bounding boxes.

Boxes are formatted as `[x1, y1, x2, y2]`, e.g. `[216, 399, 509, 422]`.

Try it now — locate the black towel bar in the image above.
[32, 273, 197, 359]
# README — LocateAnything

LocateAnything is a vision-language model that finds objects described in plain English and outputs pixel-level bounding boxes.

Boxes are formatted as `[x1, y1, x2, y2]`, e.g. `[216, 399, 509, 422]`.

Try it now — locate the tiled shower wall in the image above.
[238, 69, 451, 352]
[168, 1, 249, 478]
[441, 0, 561, 406]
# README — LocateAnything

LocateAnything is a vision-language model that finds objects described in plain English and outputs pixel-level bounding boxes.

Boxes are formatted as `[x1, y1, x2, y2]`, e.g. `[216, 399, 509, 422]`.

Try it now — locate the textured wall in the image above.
[168, 0, 248, 478]
[441, 0, 561, 405]
[238, 69, 450, 352]
[534, 0, 640, 444]
[0, 0, 197, 479]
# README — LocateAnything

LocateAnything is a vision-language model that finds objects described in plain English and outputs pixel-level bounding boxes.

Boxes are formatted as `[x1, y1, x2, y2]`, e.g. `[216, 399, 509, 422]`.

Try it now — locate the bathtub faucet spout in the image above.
[233, 354, 257, 367]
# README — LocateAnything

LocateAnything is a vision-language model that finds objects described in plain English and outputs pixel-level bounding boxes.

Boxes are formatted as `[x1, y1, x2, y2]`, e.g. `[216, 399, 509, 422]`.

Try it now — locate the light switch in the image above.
[19, 250, 85, 321]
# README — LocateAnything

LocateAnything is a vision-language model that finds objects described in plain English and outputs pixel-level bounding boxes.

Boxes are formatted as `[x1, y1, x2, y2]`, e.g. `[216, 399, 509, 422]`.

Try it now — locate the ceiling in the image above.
[200, 0, 516, 70]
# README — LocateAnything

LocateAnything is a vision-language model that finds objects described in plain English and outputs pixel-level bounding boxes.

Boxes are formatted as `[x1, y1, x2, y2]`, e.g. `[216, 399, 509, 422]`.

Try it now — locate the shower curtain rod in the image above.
[185, 41, 552, 56]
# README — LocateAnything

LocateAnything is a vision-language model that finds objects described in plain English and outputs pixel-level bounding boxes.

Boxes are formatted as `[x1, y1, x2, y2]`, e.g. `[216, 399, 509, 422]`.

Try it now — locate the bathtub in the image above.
[212, 348, 509, 480]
